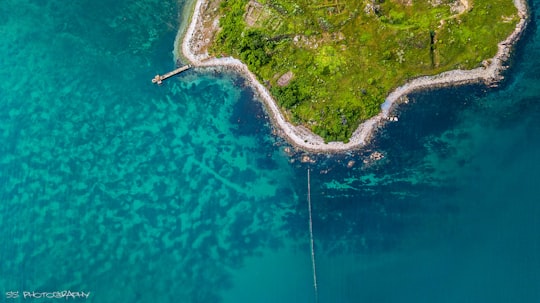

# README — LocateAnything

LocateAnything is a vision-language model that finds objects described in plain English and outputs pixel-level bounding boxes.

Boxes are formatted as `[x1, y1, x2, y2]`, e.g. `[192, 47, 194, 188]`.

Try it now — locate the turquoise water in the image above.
[1, 0, 539, 302]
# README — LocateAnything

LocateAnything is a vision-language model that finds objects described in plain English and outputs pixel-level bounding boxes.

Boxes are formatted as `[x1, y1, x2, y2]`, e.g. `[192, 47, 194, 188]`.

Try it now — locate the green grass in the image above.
[209, 0, 519, 142]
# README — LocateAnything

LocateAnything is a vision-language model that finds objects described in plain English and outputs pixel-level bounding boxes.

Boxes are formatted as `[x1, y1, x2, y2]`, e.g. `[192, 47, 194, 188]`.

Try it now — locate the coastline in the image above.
[179, 0, 529, 153]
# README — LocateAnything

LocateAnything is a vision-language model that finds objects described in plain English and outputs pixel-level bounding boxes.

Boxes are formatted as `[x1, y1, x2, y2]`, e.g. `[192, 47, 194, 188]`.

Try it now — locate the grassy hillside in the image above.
[209, 0, 518, 142]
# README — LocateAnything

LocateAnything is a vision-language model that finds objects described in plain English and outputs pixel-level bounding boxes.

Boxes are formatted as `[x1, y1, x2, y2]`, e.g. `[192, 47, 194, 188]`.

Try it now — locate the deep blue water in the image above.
[1, 0, 539, 302]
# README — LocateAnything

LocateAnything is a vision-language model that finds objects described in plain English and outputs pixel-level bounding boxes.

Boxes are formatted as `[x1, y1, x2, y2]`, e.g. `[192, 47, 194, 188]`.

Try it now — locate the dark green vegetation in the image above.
[210, 0, 519, 142]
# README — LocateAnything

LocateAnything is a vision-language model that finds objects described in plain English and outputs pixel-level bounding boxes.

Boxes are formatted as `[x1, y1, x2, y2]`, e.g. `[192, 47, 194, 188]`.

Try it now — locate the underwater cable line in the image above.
[307, 169, 319, 303]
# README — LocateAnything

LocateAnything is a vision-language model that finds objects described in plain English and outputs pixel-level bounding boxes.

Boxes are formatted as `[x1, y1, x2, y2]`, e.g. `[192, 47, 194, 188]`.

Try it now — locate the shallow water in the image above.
[1, 0, 539, 302]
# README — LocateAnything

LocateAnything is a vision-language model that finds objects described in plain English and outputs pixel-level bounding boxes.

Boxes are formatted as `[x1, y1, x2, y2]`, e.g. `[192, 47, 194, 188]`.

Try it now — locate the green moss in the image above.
[210, 0, 519, 142]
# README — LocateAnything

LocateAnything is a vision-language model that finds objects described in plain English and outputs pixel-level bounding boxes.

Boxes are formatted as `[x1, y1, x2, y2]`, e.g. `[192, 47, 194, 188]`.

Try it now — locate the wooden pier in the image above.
[152, 65, 191, 85]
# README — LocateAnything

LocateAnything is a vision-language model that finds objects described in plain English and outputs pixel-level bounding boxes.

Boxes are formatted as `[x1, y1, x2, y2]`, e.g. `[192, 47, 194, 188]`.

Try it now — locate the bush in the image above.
[272, 81, 308, 108]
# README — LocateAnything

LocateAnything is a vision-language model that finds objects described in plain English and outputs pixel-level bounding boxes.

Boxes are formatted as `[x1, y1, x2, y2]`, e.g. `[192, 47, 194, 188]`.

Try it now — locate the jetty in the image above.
[152, 65, 191, 85]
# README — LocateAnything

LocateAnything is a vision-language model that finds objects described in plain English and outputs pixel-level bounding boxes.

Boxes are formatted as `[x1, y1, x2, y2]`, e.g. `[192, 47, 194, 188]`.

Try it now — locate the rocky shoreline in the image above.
[179, 0, 529, 153]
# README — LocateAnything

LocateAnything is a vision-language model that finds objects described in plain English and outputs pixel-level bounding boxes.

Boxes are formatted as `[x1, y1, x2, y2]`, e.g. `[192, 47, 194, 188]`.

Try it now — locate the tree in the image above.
[239, 30, 273, 68]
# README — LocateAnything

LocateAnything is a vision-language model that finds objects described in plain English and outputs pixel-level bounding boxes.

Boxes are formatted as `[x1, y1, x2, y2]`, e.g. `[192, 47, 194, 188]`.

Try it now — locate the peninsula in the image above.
[178, 0, 528, 152]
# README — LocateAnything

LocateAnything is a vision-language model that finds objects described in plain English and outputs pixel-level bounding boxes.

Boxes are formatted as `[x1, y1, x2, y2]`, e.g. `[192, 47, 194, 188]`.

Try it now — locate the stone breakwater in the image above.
[180, 0, 529, 153]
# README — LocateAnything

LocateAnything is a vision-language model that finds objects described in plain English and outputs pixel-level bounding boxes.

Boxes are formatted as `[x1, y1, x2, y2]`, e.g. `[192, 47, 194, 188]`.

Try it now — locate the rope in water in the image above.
[307, 169, 319, 303]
